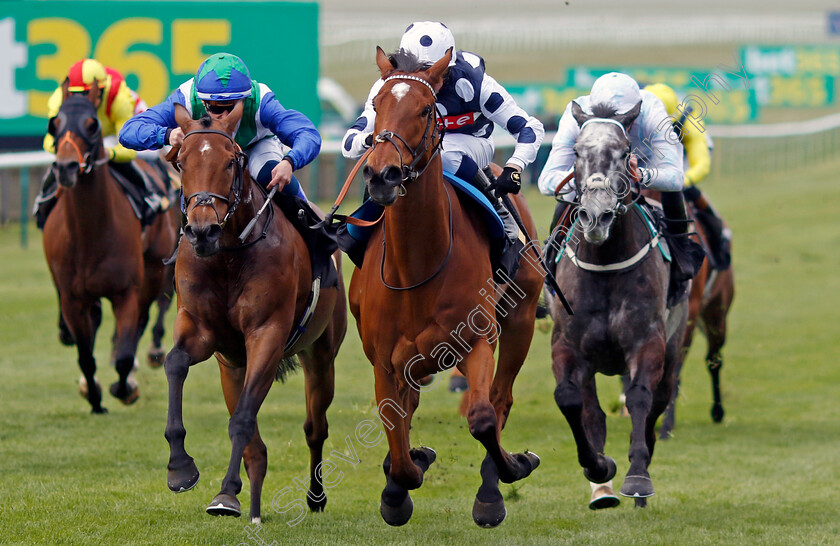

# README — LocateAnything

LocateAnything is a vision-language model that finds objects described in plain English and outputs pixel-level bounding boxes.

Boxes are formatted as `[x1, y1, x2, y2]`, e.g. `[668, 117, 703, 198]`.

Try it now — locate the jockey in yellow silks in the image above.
[645, 83, 731, 269]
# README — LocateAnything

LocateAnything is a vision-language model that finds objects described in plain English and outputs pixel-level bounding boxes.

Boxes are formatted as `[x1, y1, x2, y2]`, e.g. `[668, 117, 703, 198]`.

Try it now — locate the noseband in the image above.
[372, 75, 445, 184]
[178, 128, 247, 227]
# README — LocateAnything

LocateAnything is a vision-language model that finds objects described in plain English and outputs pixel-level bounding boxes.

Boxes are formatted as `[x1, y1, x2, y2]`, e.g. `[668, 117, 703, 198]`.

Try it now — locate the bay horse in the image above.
[43, 82, 177, 413]
[162, 103, 347, 523]
[546, 101, 688, 509]
[657, 200, 735, 438]
[348, 47, 542, 528]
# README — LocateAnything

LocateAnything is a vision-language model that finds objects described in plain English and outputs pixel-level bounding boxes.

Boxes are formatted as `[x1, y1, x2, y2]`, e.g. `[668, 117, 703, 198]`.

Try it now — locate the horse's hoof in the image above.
[411, 447, 437, 470]
[307, 494, 327, 512]
[449, 376, 468, 392]
[583, 455, 617, 484]
[380, 491, 413, 526]
[473, 497, 506, 528]
[90, 406, 108, 415]
[711, 404, 725, 423]
[206, 494, 241, 517]
[521, 451, 541, 474]
[619, 475, 655, 498]
[589, 482, 620, 510]
[147, 348, 165, 369]
[109, 381, 140, 405]
[168, 459, 200, 493]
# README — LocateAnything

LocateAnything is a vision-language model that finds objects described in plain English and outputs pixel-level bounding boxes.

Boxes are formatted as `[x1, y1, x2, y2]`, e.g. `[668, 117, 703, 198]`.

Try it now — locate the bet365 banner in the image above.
[0, 1, 320, 137]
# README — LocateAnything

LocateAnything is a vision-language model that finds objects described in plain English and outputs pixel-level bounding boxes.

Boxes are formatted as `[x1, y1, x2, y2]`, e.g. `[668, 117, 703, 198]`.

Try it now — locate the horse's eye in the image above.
[421, 105, 432, 116]
[86, 118, 101, 136]
[228, 159, 234, 170]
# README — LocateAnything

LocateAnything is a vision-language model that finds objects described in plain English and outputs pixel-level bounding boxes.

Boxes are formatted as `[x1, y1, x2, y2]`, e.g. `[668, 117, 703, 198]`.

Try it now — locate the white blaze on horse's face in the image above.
[391, 82, 411, 102]
[199, 140, 212, 155]
[576, 123, 630, 245]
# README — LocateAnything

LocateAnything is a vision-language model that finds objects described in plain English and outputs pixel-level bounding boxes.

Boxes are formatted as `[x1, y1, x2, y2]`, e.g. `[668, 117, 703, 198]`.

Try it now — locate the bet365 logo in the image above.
[0, 18, 28, 118]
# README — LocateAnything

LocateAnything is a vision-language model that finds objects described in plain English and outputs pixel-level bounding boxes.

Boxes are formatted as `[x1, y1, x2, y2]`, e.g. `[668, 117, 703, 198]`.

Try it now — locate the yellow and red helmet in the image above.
[67, 59, 107, 93]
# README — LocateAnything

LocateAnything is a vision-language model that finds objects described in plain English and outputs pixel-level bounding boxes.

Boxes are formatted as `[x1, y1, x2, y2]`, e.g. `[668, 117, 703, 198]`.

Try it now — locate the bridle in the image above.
[372, 74, 445, 185]
[55, 133, 108, 175]
[51, 100, 109, 176]
[177, 128, 247, 228]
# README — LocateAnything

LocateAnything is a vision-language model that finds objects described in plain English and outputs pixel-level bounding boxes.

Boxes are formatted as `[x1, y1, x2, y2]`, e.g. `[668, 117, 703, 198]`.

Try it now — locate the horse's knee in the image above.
[229, 413, 257, 443]
[624, 384, 653, 414]
[554, 381, 583, 413]
[164, 348, 190, 380]
[468, 401, 498, 440]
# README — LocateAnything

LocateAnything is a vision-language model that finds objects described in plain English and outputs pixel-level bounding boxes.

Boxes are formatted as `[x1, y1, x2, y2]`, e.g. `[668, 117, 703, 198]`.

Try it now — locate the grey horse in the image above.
[547, 101, 688, 509]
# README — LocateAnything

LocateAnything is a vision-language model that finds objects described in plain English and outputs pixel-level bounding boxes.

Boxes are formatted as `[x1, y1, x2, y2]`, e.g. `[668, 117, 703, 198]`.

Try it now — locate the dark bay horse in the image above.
[656, 198, 735, 438]
[162, 103, 347, 523]
[43, 83, 177, 412]
[348, 47, 542, 527]
[547, 102, 688, 509]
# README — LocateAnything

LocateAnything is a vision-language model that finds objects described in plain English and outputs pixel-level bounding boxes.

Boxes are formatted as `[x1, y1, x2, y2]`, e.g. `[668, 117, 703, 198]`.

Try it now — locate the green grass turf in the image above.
[1, 154, 838, 545]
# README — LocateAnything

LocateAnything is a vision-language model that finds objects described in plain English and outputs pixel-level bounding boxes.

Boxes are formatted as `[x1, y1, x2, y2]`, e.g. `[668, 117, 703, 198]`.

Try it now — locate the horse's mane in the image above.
[199, 115, 213, 128]
[589, 103, 619, 120]
[389, 49, 432, 73]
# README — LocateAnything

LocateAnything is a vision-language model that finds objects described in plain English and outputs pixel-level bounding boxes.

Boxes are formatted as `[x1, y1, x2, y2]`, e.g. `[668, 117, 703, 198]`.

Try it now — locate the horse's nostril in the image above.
[578, 210, 592, 228]
[207, 224, 222, 240]
[363, 165, 374, 182]
[382, 166, 403, 186]
[600, 211, 615, 226]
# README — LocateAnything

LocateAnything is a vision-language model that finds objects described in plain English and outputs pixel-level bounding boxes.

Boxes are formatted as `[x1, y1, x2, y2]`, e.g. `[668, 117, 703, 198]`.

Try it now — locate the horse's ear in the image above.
[88, 78, 101, 108]
[173, 103, 192, 131]
[376, 46, 395, 78]
[571, 101, 592, 127]
[220, 100, 244, 136]
[616, 100, 642, 131]
[426, 48, 452, 92]
[61, 78, 70, 101]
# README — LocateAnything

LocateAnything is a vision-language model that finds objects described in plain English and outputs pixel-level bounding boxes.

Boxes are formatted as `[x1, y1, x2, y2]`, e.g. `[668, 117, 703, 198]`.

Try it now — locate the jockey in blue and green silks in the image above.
[120, 53, 320, 199]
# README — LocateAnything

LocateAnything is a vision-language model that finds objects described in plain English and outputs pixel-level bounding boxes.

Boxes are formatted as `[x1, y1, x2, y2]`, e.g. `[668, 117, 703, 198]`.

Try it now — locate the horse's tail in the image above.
[276, 355, 300, 383]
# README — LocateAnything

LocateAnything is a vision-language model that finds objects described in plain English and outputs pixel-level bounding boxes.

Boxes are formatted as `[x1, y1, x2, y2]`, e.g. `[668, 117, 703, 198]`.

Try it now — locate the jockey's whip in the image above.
[239, 186, 277, 243]
[501, 194, 574, 316]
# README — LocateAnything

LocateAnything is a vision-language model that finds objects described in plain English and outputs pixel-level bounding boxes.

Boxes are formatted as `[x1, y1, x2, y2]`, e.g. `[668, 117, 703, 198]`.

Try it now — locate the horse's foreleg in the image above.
[164, 312, 212, 494]
[620, 339, 666, 500]
[463, 343, 539, 488]
[374, 364, 431, 526]
[108, 291, 141, 404]
[553, 343, 616, 485]
[218, 361, 267, 524]
[63, 297, 105, 413]
[211, 331, 283, 518]
[471, 306, 540, 527]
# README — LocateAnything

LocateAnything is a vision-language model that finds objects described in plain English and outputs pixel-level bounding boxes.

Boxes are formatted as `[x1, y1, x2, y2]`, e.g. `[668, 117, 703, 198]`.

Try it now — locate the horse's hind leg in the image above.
[218, 361, 267, 523]
[620, 340, 667, 501]
[148, 291, 172, 368]
[298, 345, 336, 513]
[553, 346, 617, 486]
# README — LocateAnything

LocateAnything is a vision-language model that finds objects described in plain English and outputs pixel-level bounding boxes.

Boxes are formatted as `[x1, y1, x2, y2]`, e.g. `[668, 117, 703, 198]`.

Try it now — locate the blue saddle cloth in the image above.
[345, 170, 506, 247]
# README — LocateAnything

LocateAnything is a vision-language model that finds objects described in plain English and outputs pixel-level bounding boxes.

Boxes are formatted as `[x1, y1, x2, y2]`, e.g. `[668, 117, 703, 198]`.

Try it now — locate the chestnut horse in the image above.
[658, 202, 735, 438]
[43, 85, 177, 413]
[348, 48, 542, 528]
[162, 103, 347, 523]
[547, 102, 688, 509]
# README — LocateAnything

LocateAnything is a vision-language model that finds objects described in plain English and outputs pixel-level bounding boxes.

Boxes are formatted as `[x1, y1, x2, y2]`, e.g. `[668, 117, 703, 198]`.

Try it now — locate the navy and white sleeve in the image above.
[119, 89, 186, 150]
[341, 79, 383, 159]
[479, 74, 544, 170]
[259, 88, 322, 170]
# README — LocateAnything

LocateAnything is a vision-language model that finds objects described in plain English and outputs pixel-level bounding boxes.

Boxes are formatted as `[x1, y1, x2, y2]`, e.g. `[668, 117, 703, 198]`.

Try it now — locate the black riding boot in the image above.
[469, 168, 522, 281]
[33, 168, 58, 229]
[543, 200, 574, 272]
[683, 186, 731, 270]
[661, 191, 706, 305]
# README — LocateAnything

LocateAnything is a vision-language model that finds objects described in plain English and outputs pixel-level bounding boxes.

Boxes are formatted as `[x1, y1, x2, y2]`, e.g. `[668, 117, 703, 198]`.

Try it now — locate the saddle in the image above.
[110, 163, 171, 227]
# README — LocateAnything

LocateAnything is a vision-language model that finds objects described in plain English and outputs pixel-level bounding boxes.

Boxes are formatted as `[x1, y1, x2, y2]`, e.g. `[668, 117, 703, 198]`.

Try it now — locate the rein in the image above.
[379, 180, 454, 290]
